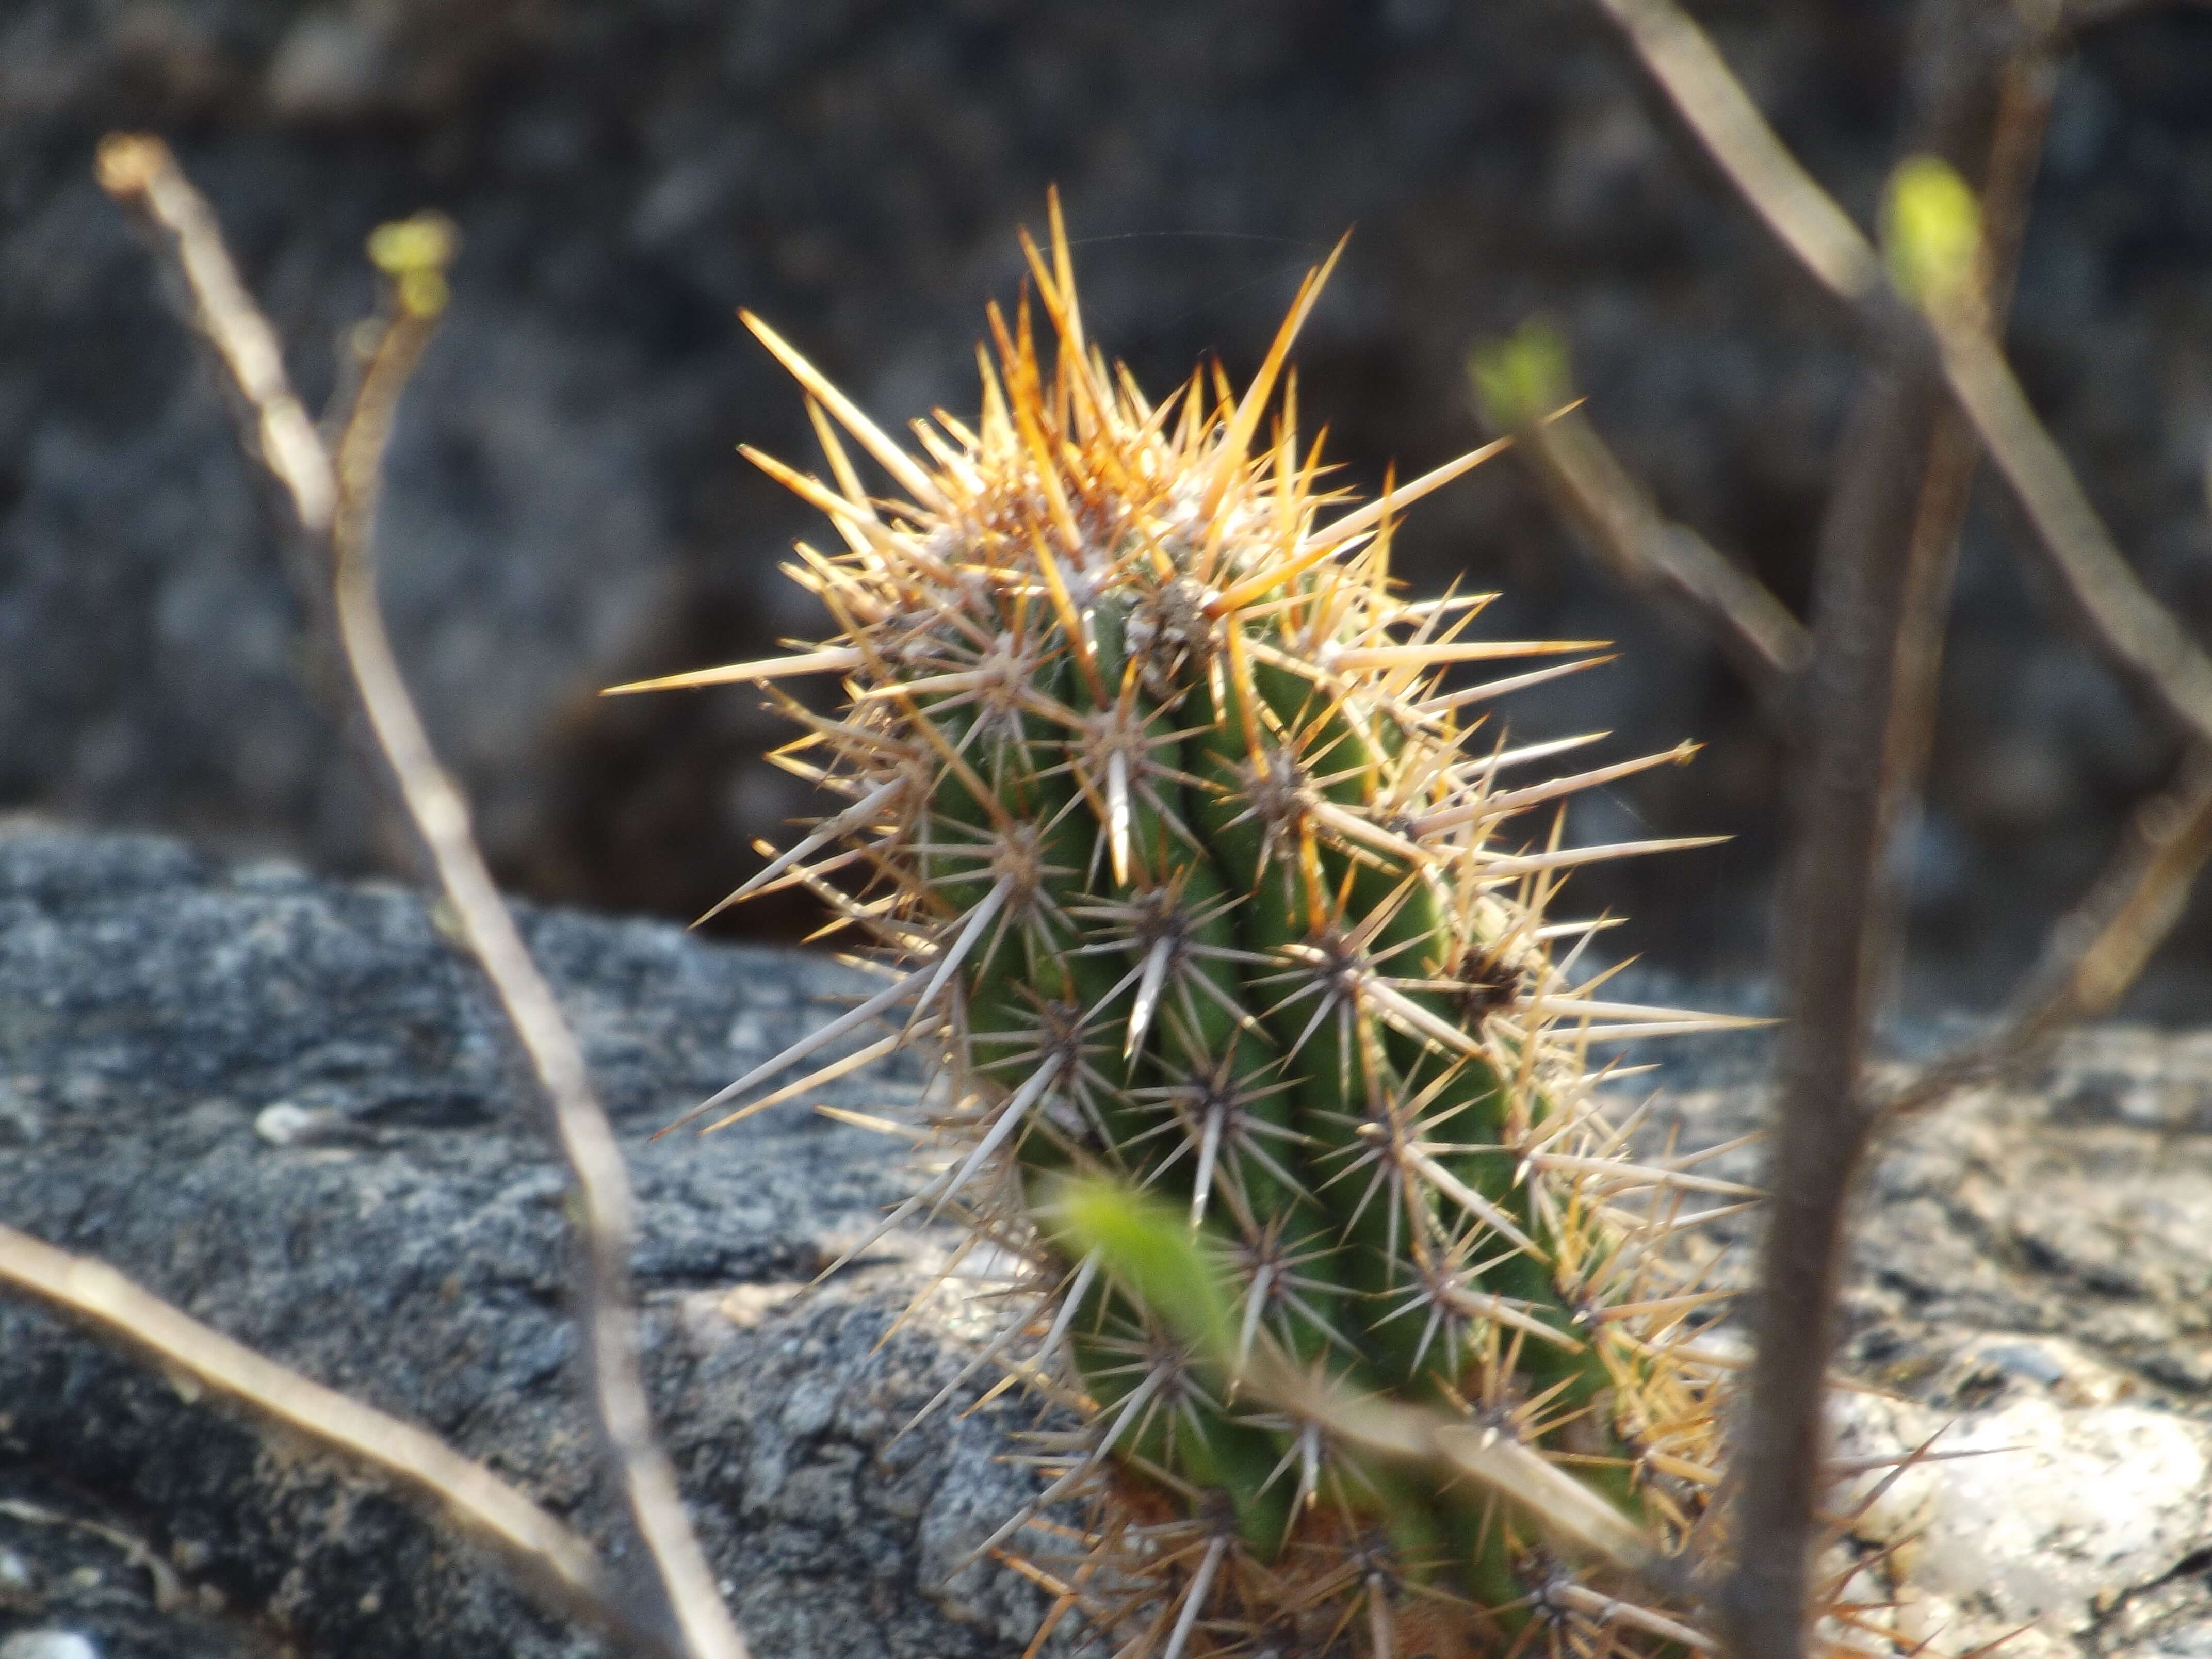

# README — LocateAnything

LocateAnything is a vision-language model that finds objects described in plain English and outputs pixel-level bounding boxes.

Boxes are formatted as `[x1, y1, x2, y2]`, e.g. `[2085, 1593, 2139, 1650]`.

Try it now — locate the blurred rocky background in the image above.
[6, 0, 2212, 1009]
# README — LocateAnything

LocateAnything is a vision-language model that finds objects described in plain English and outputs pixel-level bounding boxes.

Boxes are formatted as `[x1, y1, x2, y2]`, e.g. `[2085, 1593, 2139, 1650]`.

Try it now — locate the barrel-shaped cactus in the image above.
[624, 204, 1751, 1657]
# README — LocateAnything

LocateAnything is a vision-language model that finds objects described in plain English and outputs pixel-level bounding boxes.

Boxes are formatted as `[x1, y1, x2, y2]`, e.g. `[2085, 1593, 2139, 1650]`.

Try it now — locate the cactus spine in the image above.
[632, 202, 1753, 1657]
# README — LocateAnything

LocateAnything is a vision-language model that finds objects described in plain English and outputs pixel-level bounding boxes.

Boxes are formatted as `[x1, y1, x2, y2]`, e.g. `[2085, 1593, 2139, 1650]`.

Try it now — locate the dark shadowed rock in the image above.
[7, 4, 2212, 1003]
[4, 823, 2212, 1656]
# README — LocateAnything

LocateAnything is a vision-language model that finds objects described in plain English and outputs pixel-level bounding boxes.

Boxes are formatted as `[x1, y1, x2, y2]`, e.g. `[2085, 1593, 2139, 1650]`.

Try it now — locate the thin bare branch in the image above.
[1601, 16, 2212, 1659]
[95, 135, 336, 535]
[1631, 53, 1944, 1653]
[95, 131, 353, 718]
[1883, 749, 2212, 1118]
[1594, 0, 2212, 758]
[1591, 0, 1883, 306]
[1974, 55, 2059, 321]
[1734, 316, 1941, 1659]
[1580, 12, 2103, 1659]
[1925, 309, 2212, 749]
[1618, 0, 2212, 986]
[1572, 0, 2053, 775]
[328, 245, 749, 1659]
[0, 1224, 673, 1657]
[97, 133, 747, 1659]
[1480, 42, 2053, 732]
[1509, 401, 1811, 700]
[1480, 53, 2047, 743]
[1868, 40, 2058, 986]
[1636, 130, 2212, 1659]
[1233, 1348, 1685, 1598]
[1764, 267, 1973, 1659]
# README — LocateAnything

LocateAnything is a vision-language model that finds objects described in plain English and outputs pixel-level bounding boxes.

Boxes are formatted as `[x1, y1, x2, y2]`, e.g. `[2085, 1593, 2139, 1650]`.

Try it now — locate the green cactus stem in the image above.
[614, 197, 1761, 1659]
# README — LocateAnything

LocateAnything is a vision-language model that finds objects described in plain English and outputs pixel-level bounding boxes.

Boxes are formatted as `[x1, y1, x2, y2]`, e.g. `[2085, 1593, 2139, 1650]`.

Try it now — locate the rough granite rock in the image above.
[6, 823, 2212, 1657]
[0, 819, 1065, 1659]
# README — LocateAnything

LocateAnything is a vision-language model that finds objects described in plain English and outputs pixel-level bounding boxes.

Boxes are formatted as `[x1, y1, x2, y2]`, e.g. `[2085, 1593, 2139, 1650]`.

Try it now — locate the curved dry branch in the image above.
[93, 132, 747, 1659]
[1591, 0, 1882, 306]
[1583, 9, 2212, 1659]
[1925, 312, 2212, 746]
[0, 1224, 663, 1656]
[329, 294, 749, 1659]
[1594, 0, 2212, 757]
[1884, 750, 2212, 1118]
[1477, 379, 1809, 703]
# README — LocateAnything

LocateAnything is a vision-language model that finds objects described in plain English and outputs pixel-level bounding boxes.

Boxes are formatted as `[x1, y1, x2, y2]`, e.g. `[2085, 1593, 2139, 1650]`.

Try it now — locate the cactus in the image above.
[620, 201, 1755, 1657]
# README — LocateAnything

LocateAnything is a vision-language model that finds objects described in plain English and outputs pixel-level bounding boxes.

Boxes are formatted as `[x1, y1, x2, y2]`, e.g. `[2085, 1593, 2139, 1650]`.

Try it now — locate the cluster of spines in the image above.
[628, 201, 1760, 1658]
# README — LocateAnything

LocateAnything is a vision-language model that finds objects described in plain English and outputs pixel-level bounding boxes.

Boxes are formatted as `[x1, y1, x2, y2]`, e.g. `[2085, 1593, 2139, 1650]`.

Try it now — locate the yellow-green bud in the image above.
[367, 212, 460, 318]
[1883, 154, 1981, 312]
[1469, 316, 1574, 433]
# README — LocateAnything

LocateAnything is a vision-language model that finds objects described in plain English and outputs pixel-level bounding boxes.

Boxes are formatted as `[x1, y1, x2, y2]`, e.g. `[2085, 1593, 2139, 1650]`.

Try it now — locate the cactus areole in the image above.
[616, 201, 1750, 1658]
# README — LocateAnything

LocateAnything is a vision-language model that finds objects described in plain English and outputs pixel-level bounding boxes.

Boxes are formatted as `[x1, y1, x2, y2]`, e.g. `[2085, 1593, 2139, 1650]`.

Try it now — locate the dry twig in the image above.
[1882, 750, 2212, 1118]
[1596, 0, 2212, 753]
[1592, 0, 1882, 307]
[1924, 307, 2212, 745]
[1737, 314, 1940, 1659]
[1882, 71, 2212, 1121]
[1471, 345, 1810, 703]
[1592, 0, 2212, 962]
[93, 138, 336, 536]
[1726, 21, 2029, 1645]
[91, 133, 748, 1659]
[1534, 408, 1812, 698]
[1490, 11, 2051, 745]
[1586, 5, 2212, 1657]
[0, 1224, 665, 1655]
[1586, 10, 1962, 1653]
[1869, 40, 2057, 936]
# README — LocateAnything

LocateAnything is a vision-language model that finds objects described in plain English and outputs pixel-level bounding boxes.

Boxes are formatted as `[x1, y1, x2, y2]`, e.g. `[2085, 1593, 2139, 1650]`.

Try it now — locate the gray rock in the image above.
[7, 821, 2212, 1656]
[1641, 1049, 2212, 1658]
[0, 820, 1055, 1658]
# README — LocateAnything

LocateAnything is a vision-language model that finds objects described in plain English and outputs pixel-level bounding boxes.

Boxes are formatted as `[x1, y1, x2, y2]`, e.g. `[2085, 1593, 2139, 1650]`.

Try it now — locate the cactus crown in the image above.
[645, 199, 1758, 1657]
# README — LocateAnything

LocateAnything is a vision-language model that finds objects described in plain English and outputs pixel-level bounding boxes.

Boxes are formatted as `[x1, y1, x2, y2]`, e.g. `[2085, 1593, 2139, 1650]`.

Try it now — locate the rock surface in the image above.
[7, 4, 2212, 1001]
[6, 822, 2212, 1657]
[0, 820, 1060, 1659]
[1649, 1039, 2212, 1659]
